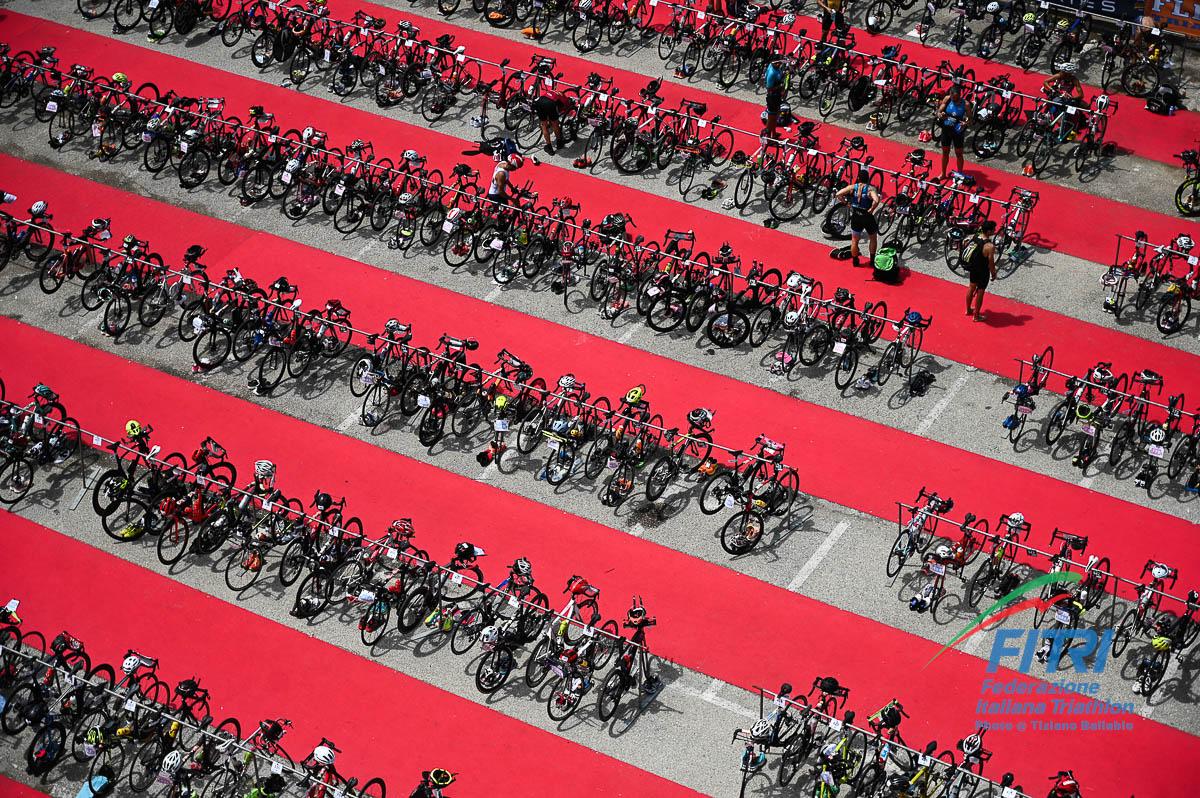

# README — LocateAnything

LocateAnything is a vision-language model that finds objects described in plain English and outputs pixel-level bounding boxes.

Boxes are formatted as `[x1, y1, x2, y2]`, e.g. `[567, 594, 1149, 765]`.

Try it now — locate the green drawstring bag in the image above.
[873, 247, 900, 284]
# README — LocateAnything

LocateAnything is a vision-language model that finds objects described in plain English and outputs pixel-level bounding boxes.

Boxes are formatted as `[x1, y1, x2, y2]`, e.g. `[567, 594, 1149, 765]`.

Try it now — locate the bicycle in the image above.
[1112, 560, 1178, 657]
[1175, 148, 1198, 217]
[886, 487, 953, 578]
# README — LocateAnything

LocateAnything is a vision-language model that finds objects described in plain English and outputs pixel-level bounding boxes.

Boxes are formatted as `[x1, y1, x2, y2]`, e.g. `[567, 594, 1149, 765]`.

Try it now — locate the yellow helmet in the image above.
[125, 420, 142, 439]
[624, 384, 646, 405]
[1151, 636, 1172, 652]
[493, 394, 508, 410]
[112, 72, 128, 84]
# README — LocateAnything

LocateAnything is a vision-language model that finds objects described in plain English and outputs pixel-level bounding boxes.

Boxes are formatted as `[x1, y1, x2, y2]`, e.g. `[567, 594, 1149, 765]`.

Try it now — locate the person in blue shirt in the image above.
[937, 82, 972, 179]
[834, 170, 881, 268]
[763, 60, 786, 138]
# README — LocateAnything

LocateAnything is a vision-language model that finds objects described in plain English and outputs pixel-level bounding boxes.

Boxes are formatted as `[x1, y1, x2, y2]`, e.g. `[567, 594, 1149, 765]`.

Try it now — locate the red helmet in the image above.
[390, 518, 414, 538]
[507, 153, 525, 169]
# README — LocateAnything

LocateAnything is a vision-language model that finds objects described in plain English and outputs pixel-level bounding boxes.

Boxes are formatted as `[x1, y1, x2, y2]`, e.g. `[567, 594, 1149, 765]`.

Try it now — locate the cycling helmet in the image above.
[783, 310, 801, 328]
[33, 384, 54, 399]
[480, 625, 499, 646]
[1149, 426, 1167, 444]
[1022, 12, 1036, 22]
[512, 557, 532, 577]
[184, 244, 205, 262]
[507, 153, 525, 169]
[624, 384, 646, 405]
[429, 770, 455, 788]
[834, 287, 851, 303]
[557, 373, 577, 390]
[962, 733, 983, 756]
[176, 679, 199, 697]
[384, 318, 404, 334]
[627, 603, 646, 624]
[818, 676, 840, 694]
[1150, 562, 1171, 580]
[311, 745, 336, 766]
[904, 310, 922, 325]
[125, 420, 143, 438]
[254, 459, 276, 481]
[985, 1, 998, 11]
[121, 654, 142, 674]
[688, 408, 713, 427]
[1056, 17, 1069, 29]
[1091, 365, 1112, 383]
[313, 492, 332, 511]
[161, 750, 185, 773]
[1176, 234, 1194, 252]
[1151, 635, 1172, 652]
[1013, 383, 1031, 399]
[493, 394, 508, 410]
[1007, 512, 1025, 528]
[907, 148, 926, 165]
[934, 544, 952, 560]
[454, 541, 476, 561]
[403, 149, 420, 162]
[1059, 62, 1078, 74]
[259, 719, 285, 743]
[1095, 94, 1110, 112]
[749, 719, 773, 742]
[302, 125, 315, 141]
[398, 192, 415, 205]
[111, 71, 129, 84]
[390, 518, 414, 537]
[30, 200, 47, 217]
[271, 277, 293, 293]
[848, 135, 865, 150]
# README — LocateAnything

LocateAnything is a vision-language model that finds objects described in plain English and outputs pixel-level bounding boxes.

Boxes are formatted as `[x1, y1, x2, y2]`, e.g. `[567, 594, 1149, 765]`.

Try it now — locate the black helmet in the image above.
[184, 244, 205, 262]
[819, 676, 841, 694]
[271, 277, 293, 293]
[313, 492, 332, 511]
[454, 541, 476, 561]
[848, 135, 866, 150]
[176, 679, 199, 698]
[907, 148, 926, 164]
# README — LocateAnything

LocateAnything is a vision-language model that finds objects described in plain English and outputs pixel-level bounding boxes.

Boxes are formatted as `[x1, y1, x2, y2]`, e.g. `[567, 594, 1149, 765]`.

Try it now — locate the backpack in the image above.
[873, 247, 900, 284]
[1146, 84, 1181, 115]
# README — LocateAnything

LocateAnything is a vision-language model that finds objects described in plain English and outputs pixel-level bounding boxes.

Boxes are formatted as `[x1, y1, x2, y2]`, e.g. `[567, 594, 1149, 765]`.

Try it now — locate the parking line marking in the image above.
[336, 412, 359, 431]
[913, 369, 973, 437]
[787, 521, 850, 592]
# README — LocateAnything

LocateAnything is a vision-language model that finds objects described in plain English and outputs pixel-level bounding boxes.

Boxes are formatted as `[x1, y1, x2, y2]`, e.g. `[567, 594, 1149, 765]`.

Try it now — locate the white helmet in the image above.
[1059, 62, 1078, 74]
[1006, 512, 1025, 528]
[398, 192, 415, 205]
[404, 149, 419, 160]
[1151, 563, 1171, 580]
[985, 1, 999, 11]
[480, 626, 499, 646]
[935, 544, 952, 560]
[1176, 235, 1194, 252]
[30, 200, 47, 216]
[962, 733, 983, 756]
[311, 745, 336, 766]
[557, 374, 576, 390]
[302, 126, 315, 141]
[384, 318, 403, 334]
[254, 460, 276, 480]
[161, 750, 184, 773]
[749, 719, 773, 742]
[122, 655, 141, 674]
[512, 557, 532, 577]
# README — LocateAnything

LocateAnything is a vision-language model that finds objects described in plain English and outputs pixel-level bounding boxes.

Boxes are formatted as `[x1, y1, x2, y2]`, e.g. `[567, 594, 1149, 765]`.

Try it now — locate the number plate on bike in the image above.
[124, 698, 137, 711]
[179, 141, 189, 153]
[92, 434, 103, 446]
[1017, 404, 1033, 414]
[494, 419, 510, 432]
[92, 122, 102, 138]
[417, 394, 431, 408]
[360, 371, 377, 386]
[33, 414, 43, 425]
[833, 341, 847, 354]
[918, 754, 931, 767]
[646, 286, 661, 296]
[268, 337, 283, 347]
[547, 439, 560, 450]
[724, 495, 736, 509]
[142, 132, 152, 143]
[323, 50, 332, 62]
[442, 220, 456, 233]
[46, 101, 58, 113]
[929, 563, 946, 576]
[334, 184, 346, 196]
[1081, 424, 1097, 436]
[148, 0, 159, 6]
[1002, 789, 1018, 798]
[828, 718, 843, 731]
[450, 573, 464, 585]
[508, 595, 520, 608]
[490, 237, 505, 251]
[280, 172, 292, 183]
[1148, 444, 1166, 459]
[1023, 22, 1034, 30]
[271, 762, 284, 775]
[774, 695, 789, 708]
[156, 772, 173, 785]
[1054, 608, 1072, 624]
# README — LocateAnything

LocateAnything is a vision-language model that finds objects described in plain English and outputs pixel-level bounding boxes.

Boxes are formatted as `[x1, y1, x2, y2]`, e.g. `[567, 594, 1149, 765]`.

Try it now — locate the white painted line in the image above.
[1077, 475, 1097, 490]
[70, 466, 100, 511]
[787, 521, 850, 592]
[702, 677, 726, 701]
[484, 285, 503, 302]
[628, 522, 646, 538]
[475, 463, 498, 482]
[617, 326, 637, 344]
[960, 629, 990, 657]
[336, 412, 359, 431]
[352, 239, 376, 261]
[669, 679, 758, 719]
[913, 369, 973, 437]
[75, 315, 97, 337]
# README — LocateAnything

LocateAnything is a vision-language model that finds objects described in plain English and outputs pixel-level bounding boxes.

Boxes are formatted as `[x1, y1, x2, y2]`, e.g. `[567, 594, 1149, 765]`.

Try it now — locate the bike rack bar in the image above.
[1031, 0, 1184, 41]
[0, 637, 352, 791]
[263, 0, 1010, 209]
[894, 500, 1194, 609]
[7, 44, 924, 328]
[0, 213, 806, 476]
[1112, 232, 1198, 265]
[647, 0, 1099, 122]
[749, 685, 1031, 795]
[1009, 356, 1197, 419]
[0, 389, 648, 652]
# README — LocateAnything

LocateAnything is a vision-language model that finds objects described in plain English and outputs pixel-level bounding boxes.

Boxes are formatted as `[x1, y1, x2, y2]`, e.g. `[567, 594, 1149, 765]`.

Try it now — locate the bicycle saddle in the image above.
[684, 100, 707, 115]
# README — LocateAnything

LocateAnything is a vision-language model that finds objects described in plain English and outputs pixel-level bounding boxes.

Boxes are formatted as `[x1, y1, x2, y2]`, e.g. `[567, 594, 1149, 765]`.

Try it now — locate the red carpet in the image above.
[0, 12, 1188, 271]
[0, 512, 698, 797]
[3, 159, 1198, 573]
[0, 775, 49, 798]
[0, 327, 1198, 797]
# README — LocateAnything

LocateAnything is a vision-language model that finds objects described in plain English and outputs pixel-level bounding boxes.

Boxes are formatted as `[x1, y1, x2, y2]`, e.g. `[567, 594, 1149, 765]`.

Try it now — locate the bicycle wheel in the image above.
[147, 3, 175, 40]
[833, 346, 859, 390]
[101, 497, 153, 541]
[547, 677, 583, 721]
[720, 510, 765, 555]
[1111, 609, 1138, 657]
[1175, 179, 1200, 217]
[1043, 399, 1070, 445]
[100, 293, 132, 338]
[25, 720, 67, 773]
[596, 669, 626, 721]
[863, 0, 893, 33]
[0, 457, 34, 505]
[223, 545, 264, 593]
[699, 471, 737, 515]
[154, 511, 192, 567]
[706, 306, 750, 348]
[276, 538, 307, 587]
[886, 531, 912, 578]
[193, 327, 232, 370]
